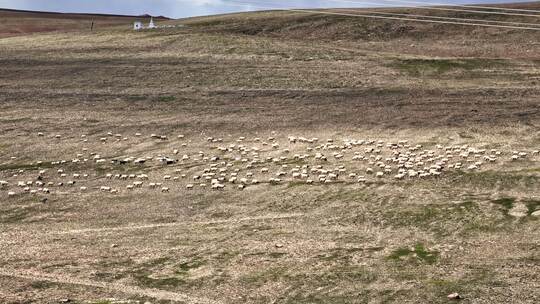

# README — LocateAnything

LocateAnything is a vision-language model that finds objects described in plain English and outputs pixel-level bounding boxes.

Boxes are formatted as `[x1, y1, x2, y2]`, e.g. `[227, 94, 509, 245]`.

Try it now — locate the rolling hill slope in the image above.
[0, 3, 540, 304]
[178, 1, 540, 58]
[0, 9, 169, 38]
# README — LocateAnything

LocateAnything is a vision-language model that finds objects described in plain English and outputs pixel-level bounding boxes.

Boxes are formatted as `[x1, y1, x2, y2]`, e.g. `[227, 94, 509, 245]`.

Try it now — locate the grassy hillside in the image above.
[0, 9, 169, 38]
[0, 3, 539, 304]
[180, 2, 540, 58]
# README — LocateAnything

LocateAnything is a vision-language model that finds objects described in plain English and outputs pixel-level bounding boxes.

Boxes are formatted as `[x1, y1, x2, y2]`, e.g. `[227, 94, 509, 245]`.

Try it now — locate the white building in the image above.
[133, 21, 143, 30]
[148, 17, 156, 29]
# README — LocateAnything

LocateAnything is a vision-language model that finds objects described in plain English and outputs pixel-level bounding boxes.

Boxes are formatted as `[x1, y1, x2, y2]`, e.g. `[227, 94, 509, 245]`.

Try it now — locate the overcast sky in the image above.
[0, 0, 534, 18]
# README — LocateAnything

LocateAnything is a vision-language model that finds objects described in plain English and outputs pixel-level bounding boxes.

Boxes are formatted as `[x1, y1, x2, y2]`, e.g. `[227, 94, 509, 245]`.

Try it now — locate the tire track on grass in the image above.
[52, 213, 303, 235]
[0, 268, 219, 304]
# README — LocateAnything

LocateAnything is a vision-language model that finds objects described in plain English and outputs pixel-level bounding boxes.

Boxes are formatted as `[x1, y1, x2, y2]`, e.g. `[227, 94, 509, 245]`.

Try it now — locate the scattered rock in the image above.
[275, 243, 284, 248]
[509, 203, 528, 217]
[447, 292, 462, 300]
[111, 244, 118, 248]
[531, 210, 540, 217]
[58, 299, 71, 303]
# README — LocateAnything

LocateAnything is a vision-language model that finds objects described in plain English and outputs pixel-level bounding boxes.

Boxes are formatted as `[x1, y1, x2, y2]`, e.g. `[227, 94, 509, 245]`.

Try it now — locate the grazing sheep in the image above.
[211, 183, 225, 190]
[134, 158, 146, 164]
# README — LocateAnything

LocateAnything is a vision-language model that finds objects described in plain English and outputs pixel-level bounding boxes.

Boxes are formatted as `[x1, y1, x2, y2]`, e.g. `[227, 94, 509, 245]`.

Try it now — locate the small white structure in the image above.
[148, 17, 156, 29]
[134, 21, 143, 30]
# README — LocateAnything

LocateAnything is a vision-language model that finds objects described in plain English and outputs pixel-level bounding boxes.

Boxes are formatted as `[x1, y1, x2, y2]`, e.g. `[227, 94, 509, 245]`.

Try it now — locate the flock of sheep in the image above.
[1, 132, 539, 197]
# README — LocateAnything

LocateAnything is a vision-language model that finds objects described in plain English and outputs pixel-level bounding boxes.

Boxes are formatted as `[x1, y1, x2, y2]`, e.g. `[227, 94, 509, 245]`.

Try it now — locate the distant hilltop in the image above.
[139, 13, 169, 19]
[0, 8, 171, 19]
[0, 8, 171, 38]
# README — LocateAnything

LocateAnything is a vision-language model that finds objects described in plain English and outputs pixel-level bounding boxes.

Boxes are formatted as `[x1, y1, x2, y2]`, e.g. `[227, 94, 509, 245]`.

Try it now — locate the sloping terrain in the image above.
[0, 9, 169, 38]
[181, 2, 540, 58]
[0, 3, 539, 304]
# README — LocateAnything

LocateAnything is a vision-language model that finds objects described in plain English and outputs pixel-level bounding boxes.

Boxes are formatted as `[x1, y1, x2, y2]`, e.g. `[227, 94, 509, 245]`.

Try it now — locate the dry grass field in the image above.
[1, 4, 540, 304]
[0, 9, 169, 38]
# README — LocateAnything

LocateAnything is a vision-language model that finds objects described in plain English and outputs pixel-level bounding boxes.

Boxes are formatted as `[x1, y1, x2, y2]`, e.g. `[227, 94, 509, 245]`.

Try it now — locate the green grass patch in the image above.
[129, 257, 184, 288]
[449, 170, 540, 189]
[156, 95, 176, 102]
[426, 269, 506, 301]
[491, 197, 515, 216]
[29, 280, 57, 290]
[240, 266, 289, 287]
[387, 243, 439, 265]
[0, 204, 42, 224]
[289, 265, 378, 285]
[0, 161, 54, 172]
[268, 252, 287, 258]
[316, 247, 383, 263]
[134, 275, 185, 288]
[176, 259, 206, 275]
[125, 95, 148, 102]
[391, 58, 508, 77]
[283, 293, 370, 304]
[316, 189, 369, 203]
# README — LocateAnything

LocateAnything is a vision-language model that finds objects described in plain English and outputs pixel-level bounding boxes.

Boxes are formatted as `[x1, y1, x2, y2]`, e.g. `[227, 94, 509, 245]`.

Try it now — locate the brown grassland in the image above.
[0, 3, 540, 304]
